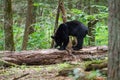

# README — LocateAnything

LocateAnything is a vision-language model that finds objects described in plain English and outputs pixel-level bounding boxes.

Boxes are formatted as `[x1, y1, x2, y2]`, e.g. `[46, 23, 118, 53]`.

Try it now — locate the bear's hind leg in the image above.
[73, 37, 83, 50]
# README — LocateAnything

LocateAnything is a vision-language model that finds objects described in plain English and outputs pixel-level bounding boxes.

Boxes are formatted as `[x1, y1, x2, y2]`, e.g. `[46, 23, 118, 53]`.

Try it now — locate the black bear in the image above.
[51, 20, 88, 50]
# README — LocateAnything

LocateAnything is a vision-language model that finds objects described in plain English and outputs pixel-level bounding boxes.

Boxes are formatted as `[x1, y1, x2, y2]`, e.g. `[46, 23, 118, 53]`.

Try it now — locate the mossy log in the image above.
[1, 46, 108, 65]
[85, 60, 107, 71]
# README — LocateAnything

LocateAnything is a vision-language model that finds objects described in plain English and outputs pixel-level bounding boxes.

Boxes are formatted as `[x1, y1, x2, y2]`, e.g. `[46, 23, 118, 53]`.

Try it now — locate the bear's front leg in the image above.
[59, 37, 69, 50]
[59, 47, 66, 50]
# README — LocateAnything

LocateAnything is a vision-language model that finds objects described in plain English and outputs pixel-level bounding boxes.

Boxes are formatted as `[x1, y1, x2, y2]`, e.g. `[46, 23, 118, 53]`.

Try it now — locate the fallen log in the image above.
[85, 60, 107, 71]
[1, 46, 108, 65]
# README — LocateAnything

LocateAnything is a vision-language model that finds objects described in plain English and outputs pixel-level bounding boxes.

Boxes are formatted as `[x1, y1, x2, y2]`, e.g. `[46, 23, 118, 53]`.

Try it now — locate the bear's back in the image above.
[66, 21, 88, 36]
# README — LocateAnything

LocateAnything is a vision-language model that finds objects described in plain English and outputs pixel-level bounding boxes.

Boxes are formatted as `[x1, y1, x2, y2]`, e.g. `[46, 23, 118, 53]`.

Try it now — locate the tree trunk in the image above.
[88, 19, 99, 46]
[4, 0, 15, 51]
[33, 0, 37, 23]
[22, 0, 33, 50]
[108, 0, 120, 80]
[59, 0, 67, 23]
[28, 0, 38, 34]
[51, 0, 60, 48]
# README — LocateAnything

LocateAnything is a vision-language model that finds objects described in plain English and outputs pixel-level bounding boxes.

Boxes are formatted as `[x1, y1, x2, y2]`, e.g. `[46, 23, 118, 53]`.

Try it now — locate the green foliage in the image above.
[57, 63, 72, 70]
[12, 20, 54, 50]
[13, 24, 24, 50]
[95, 24, 108, 45]
[84, 60, 107, 67]
[0, 1, 109, 50]
[69, 9, 88, 24]
[86, 70, 102, 80]
[91, 5, 108, 13]
[0, 28, 4, 50]
[70, 8, 108, 22]
[33, 2, 50, 8]
[27, 21, 54, 50]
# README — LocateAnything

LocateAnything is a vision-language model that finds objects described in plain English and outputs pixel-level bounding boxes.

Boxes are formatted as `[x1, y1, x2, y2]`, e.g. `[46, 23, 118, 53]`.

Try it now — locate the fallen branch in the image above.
[0, 59, 18, 67]
[13, 73, 29, 80]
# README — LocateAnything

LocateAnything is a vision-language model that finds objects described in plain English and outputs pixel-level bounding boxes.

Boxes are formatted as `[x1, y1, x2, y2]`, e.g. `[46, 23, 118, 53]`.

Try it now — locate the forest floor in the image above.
[0, 61, 107, 80]
[0, 63, 74, 80]
[0, 46, 108, 80]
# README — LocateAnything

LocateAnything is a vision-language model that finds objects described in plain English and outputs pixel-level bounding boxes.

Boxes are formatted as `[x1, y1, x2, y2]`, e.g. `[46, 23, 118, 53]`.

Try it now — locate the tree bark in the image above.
[4, 0, 15, 51]
[59, 0, 67, 23]
[2, 46, 108, 65]
[22, 0, 33, 50]
[88, 19, 99, 46]
[108, 0, 120, 80]
[28, 0, 38, 35]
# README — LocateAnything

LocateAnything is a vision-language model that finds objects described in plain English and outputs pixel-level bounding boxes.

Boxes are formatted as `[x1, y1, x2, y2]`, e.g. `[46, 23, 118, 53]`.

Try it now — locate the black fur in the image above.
[51, 20, 88, 50]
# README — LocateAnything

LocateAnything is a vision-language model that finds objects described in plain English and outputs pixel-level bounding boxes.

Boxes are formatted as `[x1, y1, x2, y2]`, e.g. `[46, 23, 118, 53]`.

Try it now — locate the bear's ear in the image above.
[51, 36, 55, 39]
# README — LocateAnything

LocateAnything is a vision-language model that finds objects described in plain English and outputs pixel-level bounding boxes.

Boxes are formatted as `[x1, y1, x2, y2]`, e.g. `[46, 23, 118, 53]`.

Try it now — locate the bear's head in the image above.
[51, 36, 62, 48]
